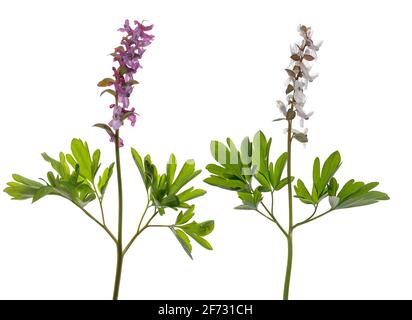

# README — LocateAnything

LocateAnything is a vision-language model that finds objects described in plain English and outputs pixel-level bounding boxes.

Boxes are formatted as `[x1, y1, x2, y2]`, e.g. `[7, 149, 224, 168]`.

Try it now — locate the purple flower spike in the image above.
[98, 19, 154, 146]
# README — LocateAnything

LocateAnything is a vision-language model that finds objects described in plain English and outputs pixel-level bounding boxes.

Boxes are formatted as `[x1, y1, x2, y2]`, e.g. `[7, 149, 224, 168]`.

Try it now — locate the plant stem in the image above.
[112, 129, 123, 300]
[122, 209, 158, 256]
[293, 208, 333, 229]
[293, 205, 318, 230]
[255, 208, 275, 223]
[260, 202, 287, 237]
[283, 119, 294, 300]
[137, 200, 151, 232]
[283, 234, 293, 300]
[74, 203, 117, 244]
[92, 183, 106, 226]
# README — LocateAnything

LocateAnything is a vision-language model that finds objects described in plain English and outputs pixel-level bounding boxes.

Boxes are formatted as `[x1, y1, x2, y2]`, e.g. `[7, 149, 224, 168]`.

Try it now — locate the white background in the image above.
[0, 0, 410, 300]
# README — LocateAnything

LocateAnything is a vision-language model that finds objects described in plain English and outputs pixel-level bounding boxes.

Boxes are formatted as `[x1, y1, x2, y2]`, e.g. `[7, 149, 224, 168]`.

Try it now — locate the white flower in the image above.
[295, 104, 313, 127]
[310, 40, 323, 51]
[290, 44, 299, 55]
[299, 61, 318, 82]
[293, 88, 306, 104]
[297, 24, 308, 37]
[294, 79, 307, 90]
[304, 47, 318, 59]
[276, 100, 287, 116]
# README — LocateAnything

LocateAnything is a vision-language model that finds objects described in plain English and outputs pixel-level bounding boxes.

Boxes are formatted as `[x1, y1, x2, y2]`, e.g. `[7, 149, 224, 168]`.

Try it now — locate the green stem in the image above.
[123, 209, 158, 256]
[283, 234, 293, 300]
[283, 119, 294, 300]
[137, 200, 151, 232]
[112, 130, 123, 300]
[293, 208, 333, 229]
[293, 205, 318, 229]
[255, 208, 276, 223]
[92, 183, 106, 226]
[74, 203, 117, 244]
[260, 202, 287, 237]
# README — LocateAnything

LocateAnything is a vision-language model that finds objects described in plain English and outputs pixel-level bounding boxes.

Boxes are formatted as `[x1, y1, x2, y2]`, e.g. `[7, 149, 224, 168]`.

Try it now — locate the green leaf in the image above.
[180, 220, 215, 236]
[294, 179, 313, 204]
[205, 163, 244, 181]
[312, 184, 319, 203]
[329, 196, 340, 209]
[205, 164, 227, 177]
[126, 79, 139, 86]
[47, 172, 56, 186]
[91, 149, 101, 178]
[255, 172, 272, 192]
[286, 84, 294, 94]
[131, 148, 148, 189]
[328, 177, 339, 196]
[179, 220, 214, 250]
[32, 186, 54, 203]
[170, 228, 193, 259]
[253, 189, 263, 204]
[318, 151, 341, 193]
[4, 185, 39, 200]
[159, 194, 180, 208]
[11, 174, 43, 188]
[166, 154, 177, 188]
[275, 176, 294, 191]
[169, 160, 200, 195]
[313, 157, 320, 191]
[70, 138, 93, 181]
[93, 123, 114, 137]
[337, 191, 389, 209]
[118, 65, 128, 75]
[304, 54, 315, 61]
[240, 137, 252, 166]
[338, 180, 364, 201]
[204, 176, 246, 191]
[4, 174, 45, 200]
[97, 163, 114, 196]
[226, 138, 241, 166]
[70, 164, 80, 185]
[210, 141, 231, 166]
[177, 187, 206, 202]
[293, 132, 308, 143]
[157, 174, 167, 198]
[271, 152, 288, 188]
[41, 153, 68, 179]
[285, 68, 296, 77]
[100, 89, 116, 97]
[335, 181, 389, 209]
[237, 192, 255, 206]
[144, 155, 156, 186]
[176, 206, 195, 225]
[186, 232, 213, 250]
[234, 204, 257, 210]
[97, 78, 115, 87]
[252, 131, 269, 179]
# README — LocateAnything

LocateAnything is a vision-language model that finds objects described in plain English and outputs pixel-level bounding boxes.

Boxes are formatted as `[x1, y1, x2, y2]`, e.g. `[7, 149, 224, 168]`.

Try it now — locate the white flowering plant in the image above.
[204, 25, 389, 299]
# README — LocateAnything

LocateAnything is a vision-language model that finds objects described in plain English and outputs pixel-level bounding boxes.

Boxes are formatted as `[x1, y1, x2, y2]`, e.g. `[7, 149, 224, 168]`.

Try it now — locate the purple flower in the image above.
[108, 131, 124, 147]
[98, 19, 154, 146]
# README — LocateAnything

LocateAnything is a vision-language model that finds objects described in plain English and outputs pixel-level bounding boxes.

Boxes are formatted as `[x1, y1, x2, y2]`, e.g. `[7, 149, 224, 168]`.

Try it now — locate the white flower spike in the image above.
[276, 24, 321, 131]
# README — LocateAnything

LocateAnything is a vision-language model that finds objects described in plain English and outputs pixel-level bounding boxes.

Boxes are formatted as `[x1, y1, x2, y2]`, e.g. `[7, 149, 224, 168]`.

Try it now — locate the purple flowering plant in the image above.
[4, 19, 214, 300]
[204, 25, 389, 299]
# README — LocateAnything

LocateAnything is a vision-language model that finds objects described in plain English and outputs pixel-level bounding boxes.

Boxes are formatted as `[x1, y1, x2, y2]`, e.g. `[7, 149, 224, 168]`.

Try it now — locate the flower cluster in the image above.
[276, 25, 321, 128]
[98, 19, 154, 145]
